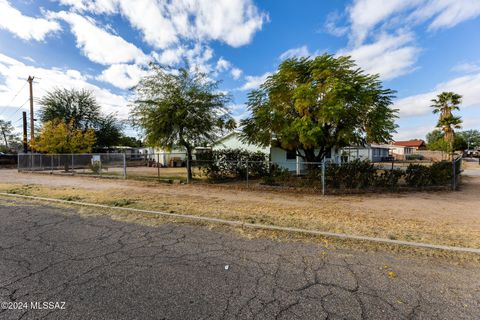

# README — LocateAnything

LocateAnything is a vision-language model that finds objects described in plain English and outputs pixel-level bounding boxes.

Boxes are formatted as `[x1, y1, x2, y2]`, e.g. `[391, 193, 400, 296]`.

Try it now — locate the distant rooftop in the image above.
[392, 140, 426, 148]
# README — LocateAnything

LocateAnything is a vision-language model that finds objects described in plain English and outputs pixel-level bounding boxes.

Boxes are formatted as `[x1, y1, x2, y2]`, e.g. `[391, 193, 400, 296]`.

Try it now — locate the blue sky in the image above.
[1, 0, 480, 141]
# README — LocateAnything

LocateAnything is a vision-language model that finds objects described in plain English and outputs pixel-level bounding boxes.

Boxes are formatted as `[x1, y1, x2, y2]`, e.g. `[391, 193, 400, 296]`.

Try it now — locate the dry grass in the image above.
[0, 173, 479, 250]
[1, 195, 478, 263]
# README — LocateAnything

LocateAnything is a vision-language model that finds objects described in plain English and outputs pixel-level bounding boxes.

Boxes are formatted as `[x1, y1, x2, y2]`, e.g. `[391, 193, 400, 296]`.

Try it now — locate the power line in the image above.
[0, 81, 28, 117]
[5, 98, 30, 119]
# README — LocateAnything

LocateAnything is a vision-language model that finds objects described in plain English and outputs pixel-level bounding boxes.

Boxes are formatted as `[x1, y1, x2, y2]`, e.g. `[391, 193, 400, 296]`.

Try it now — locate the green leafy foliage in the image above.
[195, 149, 268, 180]
[426, 129, 467, 152]
[405, 165, 432, 187]
[131, 64, 234, 181]
[241, 54, 398, 164]
[0, 120, 21, 152]
[261, 164, 291, 186]
[430, 92, 463, 152]
[39, 88, 122, 149]
[326, 160, 377, 189]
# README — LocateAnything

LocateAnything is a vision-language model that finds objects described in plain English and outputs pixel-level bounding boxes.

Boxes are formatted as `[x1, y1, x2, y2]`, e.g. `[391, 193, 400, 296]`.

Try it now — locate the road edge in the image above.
[1, 192, 479, 255]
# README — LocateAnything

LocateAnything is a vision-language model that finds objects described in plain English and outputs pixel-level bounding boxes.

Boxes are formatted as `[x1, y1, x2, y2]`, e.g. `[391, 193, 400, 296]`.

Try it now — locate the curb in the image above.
[0, 192, 479, 255]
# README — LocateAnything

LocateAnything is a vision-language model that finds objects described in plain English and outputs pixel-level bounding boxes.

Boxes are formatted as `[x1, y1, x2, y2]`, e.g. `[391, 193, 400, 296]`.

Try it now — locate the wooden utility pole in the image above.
[22, 111, 28, 153]
[27, 76, 34, 146]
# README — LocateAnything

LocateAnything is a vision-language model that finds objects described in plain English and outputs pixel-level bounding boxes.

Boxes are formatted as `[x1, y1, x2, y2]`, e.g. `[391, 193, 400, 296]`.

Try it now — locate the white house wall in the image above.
[212, 133, 269, 154]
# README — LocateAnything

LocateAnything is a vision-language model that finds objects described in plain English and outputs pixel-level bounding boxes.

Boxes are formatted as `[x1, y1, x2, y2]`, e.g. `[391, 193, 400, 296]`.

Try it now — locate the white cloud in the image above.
[215, 58, 231, 73]
[240, 72, 271, 91]
[451, 62, 480, 74]
[413, 0, 480, 31]
[346, 0, 418, 46]
[324, 11, 349, 37]
[279, 46, 310, 60]
[56, 0, 268, 49]
[97, 64, 148, 90]
[0, 53, 131, 120]
[231, 68, 242, 80]
[338, 32, 420, 80]
[346, 0, 480, 46]
[50, 11, 147, 65]
[153, 47, 185, 65]
[0, 0, 61, 41]
[394, 72, 480, 117]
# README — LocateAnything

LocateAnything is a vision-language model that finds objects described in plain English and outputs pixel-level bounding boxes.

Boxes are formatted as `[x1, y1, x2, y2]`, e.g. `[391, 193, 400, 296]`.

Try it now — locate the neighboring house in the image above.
[212, 131, 269, 154]
[389, 140, 426, 159]
[272, 143, 394, 174]
[140, 147, 187, 167]
[341, 144, 391, 162]
[101, 146, 144, 159]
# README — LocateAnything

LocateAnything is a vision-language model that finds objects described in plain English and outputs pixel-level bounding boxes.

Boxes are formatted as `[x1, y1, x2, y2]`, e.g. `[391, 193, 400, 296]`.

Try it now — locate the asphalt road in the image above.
[0, 198, 479, 320]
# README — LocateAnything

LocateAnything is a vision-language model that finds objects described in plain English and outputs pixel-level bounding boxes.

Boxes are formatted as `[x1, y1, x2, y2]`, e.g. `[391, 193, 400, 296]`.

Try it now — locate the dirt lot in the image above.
[0, 168, 479, 249]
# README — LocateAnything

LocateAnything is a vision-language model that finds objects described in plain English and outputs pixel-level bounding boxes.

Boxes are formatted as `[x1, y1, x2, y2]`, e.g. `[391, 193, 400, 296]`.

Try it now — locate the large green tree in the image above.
[426, 129, 467, 151]
[131, 64, 235, 180]
[458, 129, 480, 150]
[39, 88, 122, 149]
[241, 55, 398, 163]
[430, 92, 463, 153]
[0, 120, 20, 152]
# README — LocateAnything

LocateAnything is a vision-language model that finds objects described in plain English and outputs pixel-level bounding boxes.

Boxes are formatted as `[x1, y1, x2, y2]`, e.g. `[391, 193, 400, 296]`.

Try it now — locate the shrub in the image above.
[374, 168, 404, 188]
[430, 161, 453, 185]
[195, 149, 268, 180]
[326, 160, 376, 189]
[262, 164, 291, 185]
[405, 164, 432, 187]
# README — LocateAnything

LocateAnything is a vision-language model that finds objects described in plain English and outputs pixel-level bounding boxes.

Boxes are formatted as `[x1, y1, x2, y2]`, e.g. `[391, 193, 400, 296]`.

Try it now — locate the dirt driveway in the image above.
[0, 169, 479, 248]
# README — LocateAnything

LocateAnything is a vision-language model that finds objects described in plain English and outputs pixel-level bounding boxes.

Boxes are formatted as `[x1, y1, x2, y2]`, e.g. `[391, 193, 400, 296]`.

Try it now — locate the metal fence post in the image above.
[123, 153, 127, 179]
[157, 153, 160, 181]
[50, 155, 53, 173]
[246, 159, 249, 188]
[321, 160, 326, 195]
[71, 153, 74, 173]
[186, 156, 190, 184]
[452, 157, 457, 191]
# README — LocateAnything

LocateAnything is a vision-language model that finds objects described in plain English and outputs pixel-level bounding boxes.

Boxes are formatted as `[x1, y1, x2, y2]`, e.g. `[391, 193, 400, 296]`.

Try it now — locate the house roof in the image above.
[392, 140, 425, 148]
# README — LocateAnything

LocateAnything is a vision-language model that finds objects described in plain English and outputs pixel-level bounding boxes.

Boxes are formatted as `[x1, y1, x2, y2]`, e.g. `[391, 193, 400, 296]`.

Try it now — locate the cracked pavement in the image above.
[0, 198, 479, 319]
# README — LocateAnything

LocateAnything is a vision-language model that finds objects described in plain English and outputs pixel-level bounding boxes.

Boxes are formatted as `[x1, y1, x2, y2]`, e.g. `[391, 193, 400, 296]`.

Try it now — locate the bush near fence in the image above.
[17, 152, 460, 193]
[194, 149, 268, 181]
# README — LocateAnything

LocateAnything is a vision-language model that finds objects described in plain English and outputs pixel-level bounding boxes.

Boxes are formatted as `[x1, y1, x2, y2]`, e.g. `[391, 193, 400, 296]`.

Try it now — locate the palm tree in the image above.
[431, 92, 463, 155]
[431, 92, 462, 119]
[437, 115, 462, 148]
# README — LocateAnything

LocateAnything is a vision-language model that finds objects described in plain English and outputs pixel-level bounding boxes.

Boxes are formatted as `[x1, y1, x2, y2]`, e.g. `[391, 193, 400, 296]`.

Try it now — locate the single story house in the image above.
[139, 147, 187, 167]
[211, 132, 395, 174]
[211, 131, 269, 154]
[340, 144, 391, 162]
[389, 140, 426, 159]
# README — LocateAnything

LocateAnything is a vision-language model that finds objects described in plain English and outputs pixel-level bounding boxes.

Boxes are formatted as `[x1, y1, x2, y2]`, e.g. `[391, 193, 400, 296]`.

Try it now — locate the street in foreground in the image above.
[0, 198, 479, 319]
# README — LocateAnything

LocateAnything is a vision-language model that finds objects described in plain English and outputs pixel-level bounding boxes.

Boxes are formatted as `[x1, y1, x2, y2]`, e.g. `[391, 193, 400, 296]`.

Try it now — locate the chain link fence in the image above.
[17, 153, 462, 193]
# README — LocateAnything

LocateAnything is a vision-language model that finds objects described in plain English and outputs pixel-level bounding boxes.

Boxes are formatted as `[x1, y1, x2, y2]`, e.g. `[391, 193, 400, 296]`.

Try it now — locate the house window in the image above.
[286, 150, 296, 160]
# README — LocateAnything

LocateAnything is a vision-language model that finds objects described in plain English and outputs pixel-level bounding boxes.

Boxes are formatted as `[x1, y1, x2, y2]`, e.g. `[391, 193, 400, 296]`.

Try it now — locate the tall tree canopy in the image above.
[430, 91, 462, 152]
[39, 88, 122, 149]
[33, 120, 96, 154]
[241, 54, 398, 162]
[0, 119, 19, 152]
[131, 64, 235, 180]
[458, 129, 480, 150]
[426, 129, 466, 152]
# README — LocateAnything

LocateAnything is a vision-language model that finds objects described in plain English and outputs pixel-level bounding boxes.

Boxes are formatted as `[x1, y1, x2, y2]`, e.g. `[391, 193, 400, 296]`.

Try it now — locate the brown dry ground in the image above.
[0, 168, 479, 249]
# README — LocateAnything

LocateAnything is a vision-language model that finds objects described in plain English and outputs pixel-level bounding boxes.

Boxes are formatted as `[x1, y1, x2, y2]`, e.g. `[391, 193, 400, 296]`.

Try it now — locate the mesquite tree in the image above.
[131, 64, 235, 181]
[241, 54, 398, 164]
